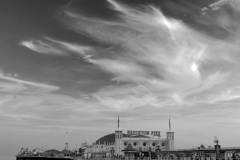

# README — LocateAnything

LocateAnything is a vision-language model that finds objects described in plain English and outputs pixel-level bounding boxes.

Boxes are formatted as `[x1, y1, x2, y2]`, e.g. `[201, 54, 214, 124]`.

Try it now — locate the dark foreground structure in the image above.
[16, 157, 74, 160]
[16, 148, 76, 160]
[156, 147, 240, 160]
[86, 147, 240, 160]
[16, 146, 240, 160]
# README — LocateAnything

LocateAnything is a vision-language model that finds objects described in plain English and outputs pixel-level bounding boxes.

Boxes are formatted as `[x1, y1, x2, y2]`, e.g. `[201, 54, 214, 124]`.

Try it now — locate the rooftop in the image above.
[95, 133, 151, 144]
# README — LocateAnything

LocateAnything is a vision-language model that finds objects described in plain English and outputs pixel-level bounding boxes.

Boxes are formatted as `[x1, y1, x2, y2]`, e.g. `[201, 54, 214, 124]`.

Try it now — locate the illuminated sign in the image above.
[127, 130, 161, 137]
[151, 131, 161, 137]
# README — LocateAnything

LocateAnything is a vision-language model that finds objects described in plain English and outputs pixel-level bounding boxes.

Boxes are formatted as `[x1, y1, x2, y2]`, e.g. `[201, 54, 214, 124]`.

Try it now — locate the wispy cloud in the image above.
[64, 11, 143, 44]
[60, 0, 240, 111]
[21, 37, 94, 57]
[0, 69, 116, 131]
[21, 40, 63, 56]
[5, 0, 240, 150]
[12, 0, 240, 131]
[0, 70, 59, 94]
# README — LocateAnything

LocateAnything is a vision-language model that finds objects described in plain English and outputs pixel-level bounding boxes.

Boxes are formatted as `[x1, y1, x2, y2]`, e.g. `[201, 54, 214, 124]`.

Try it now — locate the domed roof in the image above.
[96, 133, 115, 144]
[200, 144, 205, 149]
[95, 133, 130, 144]
[44, 149, 60, 154]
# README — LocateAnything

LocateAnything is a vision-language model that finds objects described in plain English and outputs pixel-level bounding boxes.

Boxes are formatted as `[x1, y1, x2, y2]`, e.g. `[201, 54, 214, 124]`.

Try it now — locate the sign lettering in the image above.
[127, 130, 161, 137]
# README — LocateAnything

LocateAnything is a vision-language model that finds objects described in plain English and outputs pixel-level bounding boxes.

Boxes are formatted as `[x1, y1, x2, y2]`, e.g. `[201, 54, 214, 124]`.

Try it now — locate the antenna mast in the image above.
[65, 132, 68, 150]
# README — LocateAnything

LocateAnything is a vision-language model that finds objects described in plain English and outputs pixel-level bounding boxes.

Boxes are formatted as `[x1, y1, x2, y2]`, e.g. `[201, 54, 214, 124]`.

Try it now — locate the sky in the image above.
[1, 0, 240, 156]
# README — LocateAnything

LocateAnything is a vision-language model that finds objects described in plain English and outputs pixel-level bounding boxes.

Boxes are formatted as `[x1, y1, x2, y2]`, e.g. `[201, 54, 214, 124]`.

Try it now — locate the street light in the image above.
[156, 146, 160, 160]
[214, 138, 220, 160]
[149, 147, 151, 160]
[139, 147, 142, 160]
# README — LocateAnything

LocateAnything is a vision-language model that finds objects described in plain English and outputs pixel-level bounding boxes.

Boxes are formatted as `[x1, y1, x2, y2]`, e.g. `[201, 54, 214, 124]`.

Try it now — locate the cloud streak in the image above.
[0, 71, 59, 94]
[59, 0, 240, 111]
[21, 37, 94, 57]
[12, 0, 240, 131]
[4, 0, 240, 151]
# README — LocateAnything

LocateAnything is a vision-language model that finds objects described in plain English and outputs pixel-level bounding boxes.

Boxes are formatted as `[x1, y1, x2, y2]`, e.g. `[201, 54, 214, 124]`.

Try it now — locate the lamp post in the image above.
[139, 147, 142, 160]
[149, 147, 151, 160]
[214, 138, 220, 160]
[156, 146, 160, 160]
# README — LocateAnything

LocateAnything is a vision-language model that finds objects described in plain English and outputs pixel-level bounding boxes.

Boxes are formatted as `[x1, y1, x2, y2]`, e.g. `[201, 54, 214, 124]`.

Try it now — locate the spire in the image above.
[169, 117, 171, 131]
[65, 132, 68, 150]
[118, 115, 119, 129]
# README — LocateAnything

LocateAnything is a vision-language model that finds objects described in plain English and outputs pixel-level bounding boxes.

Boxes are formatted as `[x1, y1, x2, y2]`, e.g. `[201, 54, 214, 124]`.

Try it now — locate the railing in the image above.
[158, 157, 240, 160]
[88, 156, 240, 160]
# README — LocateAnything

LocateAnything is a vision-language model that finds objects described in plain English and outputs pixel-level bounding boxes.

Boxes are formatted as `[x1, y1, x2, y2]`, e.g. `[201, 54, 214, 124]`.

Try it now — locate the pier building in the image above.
[89, 117, 174, 158]
[82, 117, 240, 160]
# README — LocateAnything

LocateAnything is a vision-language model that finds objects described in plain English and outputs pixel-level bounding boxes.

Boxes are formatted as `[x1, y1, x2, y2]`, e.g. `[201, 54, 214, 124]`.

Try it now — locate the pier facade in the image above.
[86, 117, 174, 159]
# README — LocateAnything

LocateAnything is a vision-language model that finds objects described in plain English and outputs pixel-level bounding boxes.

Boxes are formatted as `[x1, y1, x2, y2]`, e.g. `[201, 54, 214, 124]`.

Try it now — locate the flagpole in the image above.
[118, 115, 119, 129]
[169, 117, 171, 131]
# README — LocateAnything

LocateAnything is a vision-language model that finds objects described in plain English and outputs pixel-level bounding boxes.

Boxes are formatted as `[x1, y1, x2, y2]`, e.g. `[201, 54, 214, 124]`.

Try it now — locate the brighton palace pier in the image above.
[83, 119, 240, 160]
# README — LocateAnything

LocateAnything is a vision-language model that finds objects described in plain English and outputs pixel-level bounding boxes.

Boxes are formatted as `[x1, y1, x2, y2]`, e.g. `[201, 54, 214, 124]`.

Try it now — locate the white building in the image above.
[90, 117, 174, 158]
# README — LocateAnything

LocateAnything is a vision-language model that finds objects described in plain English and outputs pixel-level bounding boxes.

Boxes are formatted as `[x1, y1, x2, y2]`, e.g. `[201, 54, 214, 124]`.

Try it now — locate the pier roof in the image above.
[95, 133, 151, 144]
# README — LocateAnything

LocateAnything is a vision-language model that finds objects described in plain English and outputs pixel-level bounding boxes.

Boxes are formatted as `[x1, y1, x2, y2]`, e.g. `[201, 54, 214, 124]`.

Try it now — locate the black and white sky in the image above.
[1, 0, 240, 156]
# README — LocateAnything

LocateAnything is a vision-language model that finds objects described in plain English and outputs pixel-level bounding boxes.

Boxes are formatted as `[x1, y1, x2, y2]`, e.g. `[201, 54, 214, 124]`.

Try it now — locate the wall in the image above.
[121, 137, 168, 151]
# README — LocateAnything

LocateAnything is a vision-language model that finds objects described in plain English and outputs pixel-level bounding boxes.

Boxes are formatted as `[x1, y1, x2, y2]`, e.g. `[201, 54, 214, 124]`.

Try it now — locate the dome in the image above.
[96, 133, 115, 144]
[44, 149, 60, 155]
[200, 144, 206, 149]
[95, 133, 130, 144]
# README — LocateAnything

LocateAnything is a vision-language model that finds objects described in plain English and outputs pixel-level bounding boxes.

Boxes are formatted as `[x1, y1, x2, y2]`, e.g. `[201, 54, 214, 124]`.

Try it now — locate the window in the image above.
[124, 142, 128, 146]
[152, 142, 156, 146]
[143, 142, 147, 146]
[161, 143, 165, 146]
[97, 146, 98, 148]
[101, 146, 103, 148]
[133, 142, 137, 146]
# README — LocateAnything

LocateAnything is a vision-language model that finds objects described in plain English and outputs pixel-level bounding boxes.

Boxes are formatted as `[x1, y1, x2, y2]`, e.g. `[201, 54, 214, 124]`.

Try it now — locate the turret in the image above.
[167, 117, 174, 150]
[167, 131, 174, 150]
[115, 115, 123, 156]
